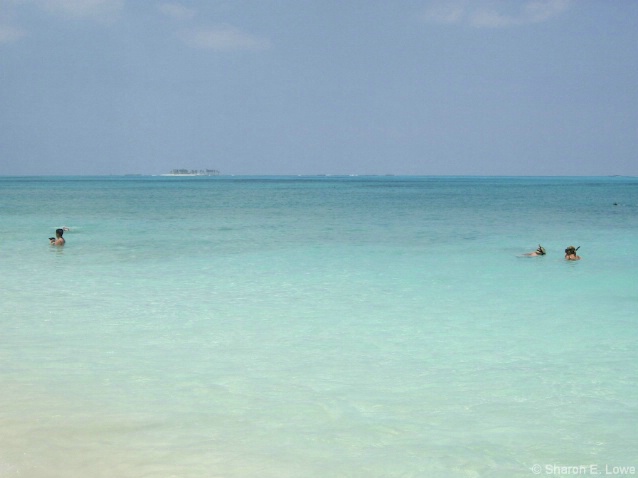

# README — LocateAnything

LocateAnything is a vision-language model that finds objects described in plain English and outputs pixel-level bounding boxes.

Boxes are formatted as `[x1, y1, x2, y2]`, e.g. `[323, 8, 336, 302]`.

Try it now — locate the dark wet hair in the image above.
[56, 228, 64, 235]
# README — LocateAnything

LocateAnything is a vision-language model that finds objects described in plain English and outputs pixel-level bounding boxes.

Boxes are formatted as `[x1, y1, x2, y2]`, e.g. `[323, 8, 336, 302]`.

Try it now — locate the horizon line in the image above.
[0, 174, 635, 179]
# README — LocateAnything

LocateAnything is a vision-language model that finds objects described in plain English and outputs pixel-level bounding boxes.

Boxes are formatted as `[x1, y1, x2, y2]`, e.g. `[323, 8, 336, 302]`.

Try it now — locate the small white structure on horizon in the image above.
[161, 169, 220, 176]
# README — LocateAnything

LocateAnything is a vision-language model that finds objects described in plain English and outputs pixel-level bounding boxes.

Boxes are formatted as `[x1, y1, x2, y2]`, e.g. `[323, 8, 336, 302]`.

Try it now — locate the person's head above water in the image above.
[523, 244, 546, 257]
[50, 228, 66, 246]
[564, 245, 581, 260]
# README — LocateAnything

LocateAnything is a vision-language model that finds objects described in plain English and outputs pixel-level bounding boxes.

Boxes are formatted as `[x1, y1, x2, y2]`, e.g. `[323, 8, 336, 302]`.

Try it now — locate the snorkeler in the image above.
[564, 246, 580, 261]
[524, 244, 546, 256]
[49, 228, 65, 246]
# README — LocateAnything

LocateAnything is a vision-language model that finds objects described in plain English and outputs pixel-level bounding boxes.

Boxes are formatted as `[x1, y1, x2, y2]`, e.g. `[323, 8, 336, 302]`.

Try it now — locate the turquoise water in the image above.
[1, 176, 637, 477]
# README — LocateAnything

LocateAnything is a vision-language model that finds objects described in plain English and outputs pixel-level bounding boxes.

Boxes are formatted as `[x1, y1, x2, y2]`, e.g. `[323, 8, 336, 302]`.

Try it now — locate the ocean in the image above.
[1, 175, 636, 477]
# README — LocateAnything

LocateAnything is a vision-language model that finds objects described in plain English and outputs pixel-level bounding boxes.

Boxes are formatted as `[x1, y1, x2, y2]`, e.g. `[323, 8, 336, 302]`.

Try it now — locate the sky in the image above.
[1, 0, 637, 176]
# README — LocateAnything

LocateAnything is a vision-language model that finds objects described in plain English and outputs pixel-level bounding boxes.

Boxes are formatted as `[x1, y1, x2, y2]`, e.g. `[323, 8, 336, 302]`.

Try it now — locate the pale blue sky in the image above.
[1, 1, 636, 176]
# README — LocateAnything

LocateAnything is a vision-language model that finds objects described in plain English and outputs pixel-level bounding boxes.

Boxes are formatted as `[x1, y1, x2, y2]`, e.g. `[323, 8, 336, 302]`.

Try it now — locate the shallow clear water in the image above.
[1, 176, 637, 477]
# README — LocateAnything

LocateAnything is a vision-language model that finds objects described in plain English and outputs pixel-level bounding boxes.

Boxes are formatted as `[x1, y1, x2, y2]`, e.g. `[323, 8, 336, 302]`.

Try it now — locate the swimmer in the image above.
[49, 228, 65, 246]
[524, 245, 546, 256]
[564, 245, 580, 261]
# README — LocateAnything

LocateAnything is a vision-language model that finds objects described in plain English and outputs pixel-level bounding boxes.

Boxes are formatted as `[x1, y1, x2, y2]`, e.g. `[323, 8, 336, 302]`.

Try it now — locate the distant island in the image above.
[161, 169, 220, 176]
